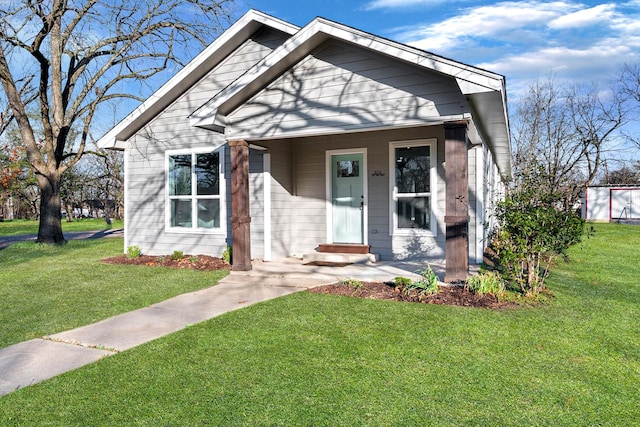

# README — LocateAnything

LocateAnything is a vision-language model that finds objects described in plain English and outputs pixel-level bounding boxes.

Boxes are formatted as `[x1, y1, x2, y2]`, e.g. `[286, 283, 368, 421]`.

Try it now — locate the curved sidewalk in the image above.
[0, 257, 426, 397]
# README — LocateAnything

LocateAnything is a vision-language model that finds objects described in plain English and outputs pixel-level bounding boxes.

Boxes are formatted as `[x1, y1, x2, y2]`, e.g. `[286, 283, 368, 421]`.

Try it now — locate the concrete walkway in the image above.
[0, 256, 428, 397]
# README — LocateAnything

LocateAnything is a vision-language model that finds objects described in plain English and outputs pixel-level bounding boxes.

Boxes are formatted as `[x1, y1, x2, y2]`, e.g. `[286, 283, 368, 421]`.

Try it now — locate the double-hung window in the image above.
[167, 150, 223, 231]
[390, 139, 436, 235]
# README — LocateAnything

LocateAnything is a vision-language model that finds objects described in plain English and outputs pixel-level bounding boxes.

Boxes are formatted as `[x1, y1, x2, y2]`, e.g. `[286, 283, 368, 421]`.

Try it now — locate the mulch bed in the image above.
[102, 255, 515, 309]
[309, 281, 517, 309]
[101, 254, 230, 271]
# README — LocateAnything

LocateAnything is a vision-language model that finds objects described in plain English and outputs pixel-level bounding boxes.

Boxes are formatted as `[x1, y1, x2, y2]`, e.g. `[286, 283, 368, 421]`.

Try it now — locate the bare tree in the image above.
[618, 63, 640, 148]
[0, 0, 235, 244]
[83, 147, 124, 221]
[511, 78, 629, 210]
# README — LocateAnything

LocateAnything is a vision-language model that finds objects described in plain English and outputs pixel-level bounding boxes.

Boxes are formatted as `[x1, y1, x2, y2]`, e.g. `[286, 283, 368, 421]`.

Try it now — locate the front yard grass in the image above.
[0, 238, 228, 348]
[1, 223, 639, 425]
[0, 218, 124, 236]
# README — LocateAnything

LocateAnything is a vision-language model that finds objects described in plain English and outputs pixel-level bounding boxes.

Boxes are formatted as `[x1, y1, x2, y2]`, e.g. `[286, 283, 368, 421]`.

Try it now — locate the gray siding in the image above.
[228, 40, 468, 140]
[124, 28, 288, 256]
[260, 140, 294, 259]
[261, 126, 447, 261]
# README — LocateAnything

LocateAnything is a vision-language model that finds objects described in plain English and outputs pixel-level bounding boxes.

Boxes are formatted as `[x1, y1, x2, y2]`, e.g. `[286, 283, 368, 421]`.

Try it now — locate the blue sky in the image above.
[241, 0, 640, 98]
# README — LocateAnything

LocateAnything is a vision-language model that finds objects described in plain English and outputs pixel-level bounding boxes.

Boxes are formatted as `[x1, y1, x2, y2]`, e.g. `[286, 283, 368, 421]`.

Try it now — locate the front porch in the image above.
[230, 125, 472, 282]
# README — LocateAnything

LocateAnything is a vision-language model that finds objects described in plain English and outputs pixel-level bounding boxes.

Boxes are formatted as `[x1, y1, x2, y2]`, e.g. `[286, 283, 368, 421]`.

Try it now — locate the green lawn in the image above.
[0, 218, 124, 236]
[0, 238, 228, 348]
[1, 223, 639, 426]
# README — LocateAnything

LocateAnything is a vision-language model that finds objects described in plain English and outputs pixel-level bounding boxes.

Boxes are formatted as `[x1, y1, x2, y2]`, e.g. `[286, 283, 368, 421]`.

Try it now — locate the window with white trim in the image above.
[390, 140, 436, 234]
[167, 150, 222, 231]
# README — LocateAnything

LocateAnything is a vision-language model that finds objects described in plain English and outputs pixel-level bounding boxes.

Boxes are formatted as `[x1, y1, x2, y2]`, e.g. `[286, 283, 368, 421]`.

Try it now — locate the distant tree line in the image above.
[1, 132, 123, 222]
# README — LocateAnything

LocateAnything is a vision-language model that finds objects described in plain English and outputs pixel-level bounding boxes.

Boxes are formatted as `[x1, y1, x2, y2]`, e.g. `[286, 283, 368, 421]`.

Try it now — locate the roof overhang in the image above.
[95, 10, 299, 150]
[190, 17, 512, 179]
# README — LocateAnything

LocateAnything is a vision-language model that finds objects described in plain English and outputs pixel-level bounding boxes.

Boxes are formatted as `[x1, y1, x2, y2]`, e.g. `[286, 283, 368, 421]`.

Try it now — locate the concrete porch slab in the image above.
[302, 252, 379, 265]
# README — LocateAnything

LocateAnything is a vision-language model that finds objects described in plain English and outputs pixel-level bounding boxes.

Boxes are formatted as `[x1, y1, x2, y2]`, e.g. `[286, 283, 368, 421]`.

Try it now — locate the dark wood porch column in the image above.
[444, 122, 469, 282]
[229, 140, 252, 271]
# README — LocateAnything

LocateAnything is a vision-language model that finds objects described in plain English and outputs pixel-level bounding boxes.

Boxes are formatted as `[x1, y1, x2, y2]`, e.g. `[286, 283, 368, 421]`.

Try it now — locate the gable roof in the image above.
[189, 16, 511, 179]
[97, 10, 511, 179]
[96, 10, 299, 149]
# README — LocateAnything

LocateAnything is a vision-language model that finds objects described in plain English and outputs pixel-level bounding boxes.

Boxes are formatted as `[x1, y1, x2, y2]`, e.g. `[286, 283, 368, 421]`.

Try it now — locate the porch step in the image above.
[302, 252, 379, 265]
[317, 243, 370, 254]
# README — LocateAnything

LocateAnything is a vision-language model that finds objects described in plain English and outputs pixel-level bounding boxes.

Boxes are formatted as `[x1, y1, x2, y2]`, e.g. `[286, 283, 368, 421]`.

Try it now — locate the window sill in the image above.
[165, 227, 226, 235]
[392, 228, 437, 237]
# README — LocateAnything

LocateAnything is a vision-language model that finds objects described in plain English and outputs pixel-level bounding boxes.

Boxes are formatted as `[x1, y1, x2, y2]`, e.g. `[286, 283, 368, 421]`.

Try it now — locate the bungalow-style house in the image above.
[97, 10, 511, 281]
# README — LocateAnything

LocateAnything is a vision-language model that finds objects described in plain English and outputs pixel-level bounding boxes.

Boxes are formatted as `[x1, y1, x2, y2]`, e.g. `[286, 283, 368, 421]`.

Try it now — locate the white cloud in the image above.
[396, 1, 576, 51]
[548, 3, 615, 29]
[363, 0, 446, 10]
[391, 0, 640, 94]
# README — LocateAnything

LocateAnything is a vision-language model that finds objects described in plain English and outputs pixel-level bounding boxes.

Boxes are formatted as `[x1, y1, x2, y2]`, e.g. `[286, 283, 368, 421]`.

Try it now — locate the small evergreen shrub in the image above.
[170, 250, 184, 260]
[493, 188, 584, 294]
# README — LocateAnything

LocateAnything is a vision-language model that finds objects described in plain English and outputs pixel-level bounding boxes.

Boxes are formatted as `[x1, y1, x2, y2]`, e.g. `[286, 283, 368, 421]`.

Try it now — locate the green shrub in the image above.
[411, 265, 440, 295]
[465, 271, 505, 297]
[394, 276, 412, 288]
[222, 245, 232, 264]
[493, 188, 584, 294]
[170, 250, 184, 260]
[126, 245, 141, 259]
[396, 266, 439, 296]
[340, 278, 363, 289]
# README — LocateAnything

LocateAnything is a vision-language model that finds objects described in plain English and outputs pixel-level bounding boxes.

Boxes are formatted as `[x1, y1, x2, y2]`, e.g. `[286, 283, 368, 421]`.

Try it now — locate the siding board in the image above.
[228, 40, 466, 140]
[124, 29, 287, 256]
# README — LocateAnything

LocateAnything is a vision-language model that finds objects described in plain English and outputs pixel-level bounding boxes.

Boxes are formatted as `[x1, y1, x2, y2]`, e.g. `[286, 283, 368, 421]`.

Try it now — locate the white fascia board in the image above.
[191, 17, 507, 129]
[225, 115, 467, 142]
[96, 10, 299, 149]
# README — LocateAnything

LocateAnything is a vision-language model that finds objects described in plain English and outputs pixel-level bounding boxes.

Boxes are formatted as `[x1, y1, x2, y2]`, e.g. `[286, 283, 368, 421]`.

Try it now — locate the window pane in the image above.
[395, 146, 430, 193]
[197, 199, 220, 228]
[169, 155, 192, 196]
[170, 199, 192, 228]
[397, 196, 430, 229]
[196, 153, 219, 195]
[337, 160, 359, 178]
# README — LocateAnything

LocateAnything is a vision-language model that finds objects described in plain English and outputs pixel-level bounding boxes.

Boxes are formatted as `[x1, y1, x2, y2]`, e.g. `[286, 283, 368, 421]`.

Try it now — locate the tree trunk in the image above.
[37, 173, 66, 245]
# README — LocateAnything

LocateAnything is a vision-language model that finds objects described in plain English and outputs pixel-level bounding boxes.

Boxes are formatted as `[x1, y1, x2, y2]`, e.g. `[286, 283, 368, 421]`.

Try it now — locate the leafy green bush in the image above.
[222, 245, 232, 264]
[170, 250, 184, 260]
[395, 266, 439, 296]
[412, 266, 440, 295]
[394, 276, 412, 288]
[126, 245, 141, 259]
[492, 188, 584, 294]
[465, 271, 505, 297]
[340, 278, 363, 289]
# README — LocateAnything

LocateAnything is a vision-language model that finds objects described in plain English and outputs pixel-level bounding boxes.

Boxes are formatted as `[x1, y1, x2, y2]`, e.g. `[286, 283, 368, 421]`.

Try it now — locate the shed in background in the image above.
[582, 186, 640, 222]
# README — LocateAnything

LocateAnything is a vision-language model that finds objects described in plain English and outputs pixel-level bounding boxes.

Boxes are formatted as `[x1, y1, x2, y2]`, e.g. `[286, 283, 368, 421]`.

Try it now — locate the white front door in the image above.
[329, 152, 365, 244]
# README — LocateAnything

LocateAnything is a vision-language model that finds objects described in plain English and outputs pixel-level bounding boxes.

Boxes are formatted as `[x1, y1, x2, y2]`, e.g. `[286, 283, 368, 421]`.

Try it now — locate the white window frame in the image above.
[389, 139, 437, 236]
[165, 147, 225, 234]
